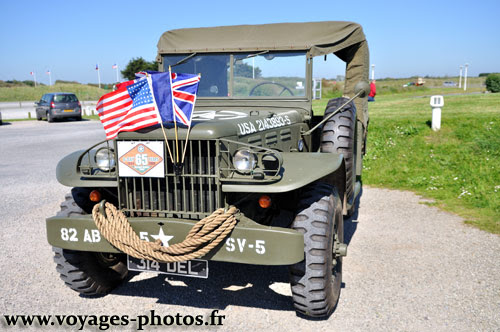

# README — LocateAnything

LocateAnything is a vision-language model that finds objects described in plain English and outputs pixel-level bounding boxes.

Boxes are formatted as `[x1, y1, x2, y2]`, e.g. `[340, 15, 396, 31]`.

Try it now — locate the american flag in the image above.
[30, 71, 34, 76]
[46, 70, 50, 75]
[97, 77, 160, 140]
[112, 64, 118, 69]
[96, 64, 99, 70]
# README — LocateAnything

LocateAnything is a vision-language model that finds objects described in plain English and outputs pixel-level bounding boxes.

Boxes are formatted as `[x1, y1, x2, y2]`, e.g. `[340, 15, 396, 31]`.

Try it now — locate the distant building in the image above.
[336, 75, 345, 82]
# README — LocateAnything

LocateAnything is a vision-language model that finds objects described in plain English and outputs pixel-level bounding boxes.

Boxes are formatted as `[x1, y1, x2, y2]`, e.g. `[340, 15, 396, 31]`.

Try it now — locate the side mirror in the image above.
[354, 81, 370, 98]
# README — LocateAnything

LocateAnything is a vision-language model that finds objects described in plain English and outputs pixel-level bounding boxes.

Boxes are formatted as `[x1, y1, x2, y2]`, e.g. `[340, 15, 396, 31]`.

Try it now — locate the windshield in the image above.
[162, 51, 307, 98]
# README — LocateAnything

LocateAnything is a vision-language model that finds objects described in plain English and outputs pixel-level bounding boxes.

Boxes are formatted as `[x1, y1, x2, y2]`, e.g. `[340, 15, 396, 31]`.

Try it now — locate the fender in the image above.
[222, 152, 345, 193]
[56, 150, 117, 187]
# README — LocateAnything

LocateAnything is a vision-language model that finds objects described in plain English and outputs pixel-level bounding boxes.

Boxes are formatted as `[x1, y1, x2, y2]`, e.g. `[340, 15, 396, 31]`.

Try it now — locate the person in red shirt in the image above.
[368, 80, 376, 102]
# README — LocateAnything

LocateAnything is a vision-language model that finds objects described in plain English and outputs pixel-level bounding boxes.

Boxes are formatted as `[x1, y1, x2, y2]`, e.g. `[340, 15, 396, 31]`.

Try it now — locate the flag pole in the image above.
[97, 64, 101, 89]
[160, 121, 174, 163]
[146, 72, 174, 163]
[169, 66, 180, 165]
[181, 125, 192, 164]
[181, 73, 200, 163]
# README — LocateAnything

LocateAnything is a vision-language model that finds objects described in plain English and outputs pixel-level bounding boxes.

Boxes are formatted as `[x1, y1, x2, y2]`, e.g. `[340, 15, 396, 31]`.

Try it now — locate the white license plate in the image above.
[127, 256, 208, 279]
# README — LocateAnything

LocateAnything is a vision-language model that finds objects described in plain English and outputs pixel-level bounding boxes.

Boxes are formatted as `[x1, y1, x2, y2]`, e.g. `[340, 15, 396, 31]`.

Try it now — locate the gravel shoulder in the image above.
[0, 121, 499, 331]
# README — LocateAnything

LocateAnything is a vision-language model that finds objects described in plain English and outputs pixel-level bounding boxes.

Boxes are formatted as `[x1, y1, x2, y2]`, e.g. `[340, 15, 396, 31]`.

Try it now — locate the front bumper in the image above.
[46, 214, 304, 265]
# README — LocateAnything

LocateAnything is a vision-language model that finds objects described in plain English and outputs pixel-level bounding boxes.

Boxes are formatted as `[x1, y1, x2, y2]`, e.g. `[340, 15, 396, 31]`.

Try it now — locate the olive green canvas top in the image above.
[157, 21, 365, 56]
[157, 21, 369, 128]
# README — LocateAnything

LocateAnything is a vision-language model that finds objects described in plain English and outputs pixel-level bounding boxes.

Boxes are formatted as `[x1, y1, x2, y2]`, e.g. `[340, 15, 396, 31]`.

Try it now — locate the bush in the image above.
[485, 73, 500, 93]
[55, 79, 80, 84]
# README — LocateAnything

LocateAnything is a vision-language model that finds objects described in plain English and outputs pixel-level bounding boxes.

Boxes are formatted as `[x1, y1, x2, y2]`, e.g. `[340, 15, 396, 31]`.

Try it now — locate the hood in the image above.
[116, 109, 304, 140]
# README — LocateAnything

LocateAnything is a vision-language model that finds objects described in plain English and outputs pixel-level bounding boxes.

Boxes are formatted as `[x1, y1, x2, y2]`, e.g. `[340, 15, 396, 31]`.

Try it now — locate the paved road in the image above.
[0, 121, 499, 331]
[0, 101, 97, 119]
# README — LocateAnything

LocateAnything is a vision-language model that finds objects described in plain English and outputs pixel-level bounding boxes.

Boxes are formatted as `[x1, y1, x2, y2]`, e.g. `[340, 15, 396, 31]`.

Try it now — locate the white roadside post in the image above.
[430, 95, 444, 131]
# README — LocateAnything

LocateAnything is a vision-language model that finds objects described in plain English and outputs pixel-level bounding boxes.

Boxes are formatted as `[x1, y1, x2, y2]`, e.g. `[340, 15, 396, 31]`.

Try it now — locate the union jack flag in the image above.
[169, 71, 200, 126]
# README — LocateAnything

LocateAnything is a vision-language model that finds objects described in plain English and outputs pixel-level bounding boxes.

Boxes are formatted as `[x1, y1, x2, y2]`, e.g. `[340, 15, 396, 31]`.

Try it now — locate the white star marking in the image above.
[151, 228, 174, 247]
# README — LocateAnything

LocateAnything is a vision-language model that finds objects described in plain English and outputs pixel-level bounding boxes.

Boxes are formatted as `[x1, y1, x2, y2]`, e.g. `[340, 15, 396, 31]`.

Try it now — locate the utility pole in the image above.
[252, 58, 255, 80]
[371, 64, 375, 81]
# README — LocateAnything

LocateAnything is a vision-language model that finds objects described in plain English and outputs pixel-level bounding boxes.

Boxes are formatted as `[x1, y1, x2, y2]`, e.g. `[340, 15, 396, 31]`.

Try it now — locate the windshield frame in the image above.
[161, 51, 312, 101]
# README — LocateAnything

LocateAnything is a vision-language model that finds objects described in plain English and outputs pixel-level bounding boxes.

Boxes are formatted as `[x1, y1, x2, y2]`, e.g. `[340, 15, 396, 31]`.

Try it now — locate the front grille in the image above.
[118, 140, 221, 219]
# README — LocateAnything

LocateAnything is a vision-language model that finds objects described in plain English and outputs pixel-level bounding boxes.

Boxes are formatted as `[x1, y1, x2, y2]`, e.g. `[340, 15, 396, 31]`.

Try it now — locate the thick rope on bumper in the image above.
[92, 202, 239, 263]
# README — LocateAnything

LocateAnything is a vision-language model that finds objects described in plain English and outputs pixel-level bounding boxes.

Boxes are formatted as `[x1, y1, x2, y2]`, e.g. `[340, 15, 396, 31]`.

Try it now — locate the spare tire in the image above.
[321, 97, 356, 213]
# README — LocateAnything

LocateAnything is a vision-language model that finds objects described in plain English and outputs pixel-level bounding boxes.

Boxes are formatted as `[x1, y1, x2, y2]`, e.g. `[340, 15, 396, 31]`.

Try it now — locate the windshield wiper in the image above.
[171, 53, 197, 67]
[242, 50, 269, 60]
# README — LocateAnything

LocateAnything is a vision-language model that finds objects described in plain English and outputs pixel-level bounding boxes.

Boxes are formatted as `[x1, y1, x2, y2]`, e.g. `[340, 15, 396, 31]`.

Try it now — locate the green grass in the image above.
[374, 77, 486, 96]
[0, 83, 111, 101]
[314, 92, 500, 234]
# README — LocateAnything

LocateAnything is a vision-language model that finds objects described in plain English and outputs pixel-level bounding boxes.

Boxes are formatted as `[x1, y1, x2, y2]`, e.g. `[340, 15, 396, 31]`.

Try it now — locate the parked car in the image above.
[443, 81, 457, 87]
[35, 93, 82, 122]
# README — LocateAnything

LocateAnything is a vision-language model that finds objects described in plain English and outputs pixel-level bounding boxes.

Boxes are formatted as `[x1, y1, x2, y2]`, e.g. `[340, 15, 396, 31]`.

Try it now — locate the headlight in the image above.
[95, 148, 115, 171]
[232, 149, 257, 174]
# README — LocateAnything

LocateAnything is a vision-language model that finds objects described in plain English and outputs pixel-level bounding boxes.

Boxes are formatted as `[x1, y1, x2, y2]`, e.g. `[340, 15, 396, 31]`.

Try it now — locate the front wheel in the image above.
[53, 247, 128, 295]
[288, 182, 345, 318]
[52, 193, 128, 295]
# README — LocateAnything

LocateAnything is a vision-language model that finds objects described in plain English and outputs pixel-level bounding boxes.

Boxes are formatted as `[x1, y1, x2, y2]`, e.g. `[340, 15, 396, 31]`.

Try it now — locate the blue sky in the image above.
[1, 0, 499, 84]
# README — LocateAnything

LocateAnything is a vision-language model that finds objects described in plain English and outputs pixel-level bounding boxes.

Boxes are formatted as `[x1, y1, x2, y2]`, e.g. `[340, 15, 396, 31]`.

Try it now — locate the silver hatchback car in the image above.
[35, 93, 82, 122]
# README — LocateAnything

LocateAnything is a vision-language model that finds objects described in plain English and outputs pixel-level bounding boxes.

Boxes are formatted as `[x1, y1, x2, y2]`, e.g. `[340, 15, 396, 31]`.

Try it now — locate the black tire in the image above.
[47, 111, 54, 123]
[53, 193, 128, 295]
[321, 97, 356, 213]
[289, 182, 344, 318]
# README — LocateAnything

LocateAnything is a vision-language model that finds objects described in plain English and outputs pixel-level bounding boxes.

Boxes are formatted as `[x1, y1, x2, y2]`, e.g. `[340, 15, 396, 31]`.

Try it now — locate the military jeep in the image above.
[46, 21, 370, 318]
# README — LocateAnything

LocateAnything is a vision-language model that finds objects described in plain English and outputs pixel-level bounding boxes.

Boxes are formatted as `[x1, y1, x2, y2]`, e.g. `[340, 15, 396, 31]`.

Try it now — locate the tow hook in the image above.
[335, 243, 348, 257]
[99, 200, 107, 218]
